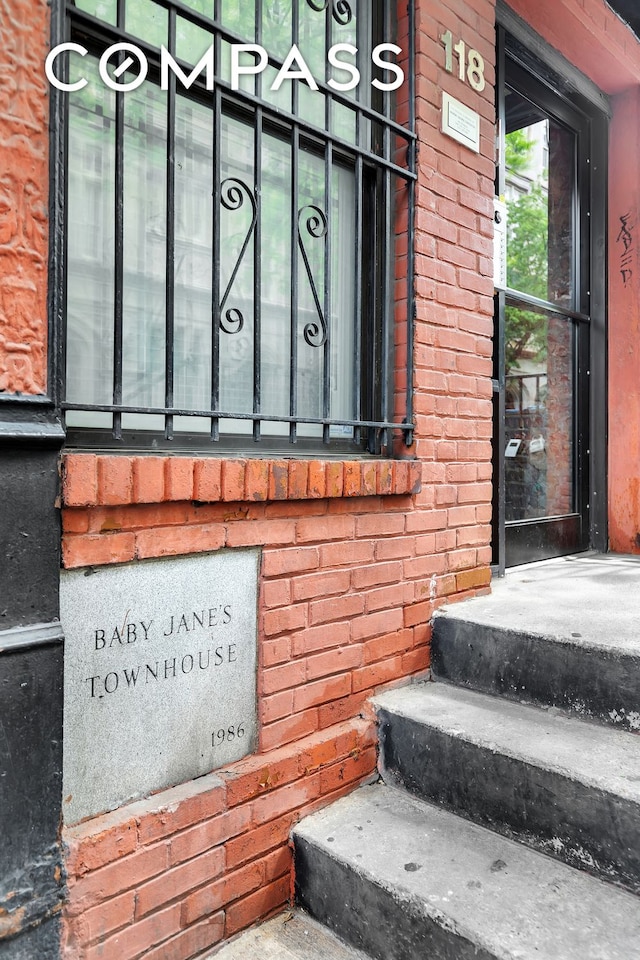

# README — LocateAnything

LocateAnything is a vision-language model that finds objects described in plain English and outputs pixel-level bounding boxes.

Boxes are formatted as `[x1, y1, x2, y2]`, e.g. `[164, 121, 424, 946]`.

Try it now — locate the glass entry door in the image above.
[493, 51, 592, 568]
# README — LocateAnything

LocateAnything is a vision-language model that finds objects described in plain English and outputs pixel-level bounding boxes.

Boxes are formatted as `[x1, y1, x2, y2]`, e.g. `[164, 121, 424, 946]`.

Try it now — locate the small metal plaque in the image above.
[505, 439, 522, 458]
[61, 549, 259, 823]
[441, 91, 481, 153]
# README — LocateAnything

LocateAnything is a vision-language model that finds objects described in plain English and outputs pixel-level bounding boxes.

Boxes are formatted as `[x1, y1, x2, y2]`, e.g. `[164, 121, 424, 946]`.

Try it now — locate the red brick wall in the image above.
[62, 719, 377, 959]
[60, 448, 491, 958]
[58, 0, 496, 956]
[412, 0, 495, 570]
[0, 0, 50, 395]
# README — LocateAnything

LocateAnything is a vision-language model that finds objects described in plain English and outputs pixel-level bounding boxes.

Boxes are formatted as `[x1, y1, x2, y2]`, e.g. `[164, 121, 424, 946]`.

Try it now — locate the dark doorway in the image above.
[493, 32, 606, 569]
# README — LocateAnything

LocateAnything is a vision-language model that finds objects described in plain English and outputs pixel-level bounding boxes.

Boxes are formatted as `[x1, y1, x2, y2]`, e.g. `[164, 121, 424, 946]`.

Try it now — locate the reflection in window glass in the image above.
[180, 0, 213, 16]
[125, 0, 167, 48]
[504, 88, 575, 308]
[75, 0, 116, 24]
[66, 56, 115, 430]
[176, 18, 212, 64]
[121, 83, 168, 431]
[504, 306, 573, 521]
[64, 1, 399, 447]
[173, 96, 214, 430]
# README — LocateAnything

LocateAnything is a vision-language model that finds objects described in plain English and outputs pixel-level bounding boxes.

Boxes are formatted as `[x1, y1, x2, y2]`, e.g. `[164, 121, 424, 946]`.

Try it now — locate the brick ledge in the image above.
[62, 455, 422, 508]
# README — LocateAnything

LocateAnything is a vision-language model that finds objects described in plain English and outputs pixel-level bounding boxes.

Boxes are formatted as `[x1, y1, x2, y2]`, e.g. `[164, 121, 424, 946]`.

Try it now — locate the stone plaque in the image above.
[61, 549, 259, 824]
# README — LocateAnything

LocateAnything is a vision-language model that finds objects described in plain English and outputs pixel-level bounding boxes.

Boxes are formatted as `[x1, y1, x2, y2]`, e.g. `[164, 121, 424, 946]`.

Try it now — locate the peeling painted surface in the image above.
[0, 844, 65, 942]
[608, 91, 640, 553]
[609, 708, 640, 731]
[0, 0, 50, 396]
[0, 641, 64, 951]
[0, 906, 27, 940]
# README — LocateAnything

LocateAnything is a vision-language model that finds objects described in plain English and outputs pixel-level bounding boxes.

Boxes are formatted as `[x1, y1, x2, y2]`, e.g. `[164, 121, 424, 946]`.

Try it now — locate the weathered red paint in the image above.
[507, 0, 640, 95]
[0, 0, 49, 395]
[608, 87, 640, 553]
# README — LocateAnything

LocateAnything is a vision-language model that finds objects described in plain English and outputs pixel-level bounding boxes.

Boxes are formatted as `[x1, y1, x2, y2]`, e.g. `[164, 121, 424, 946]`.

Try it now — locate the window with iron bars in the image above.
[60, 0, 416, 453]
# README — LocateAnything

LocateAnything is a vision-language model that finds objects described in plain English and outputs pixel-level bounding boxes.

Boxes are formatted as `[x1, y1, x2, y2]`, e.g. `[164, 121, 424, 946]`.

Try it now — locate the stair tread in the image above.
[294, 782, 640, 960]
[434, 555, 640, 657]
[374, 682, 640, 804]
[209, 910, 372, 960]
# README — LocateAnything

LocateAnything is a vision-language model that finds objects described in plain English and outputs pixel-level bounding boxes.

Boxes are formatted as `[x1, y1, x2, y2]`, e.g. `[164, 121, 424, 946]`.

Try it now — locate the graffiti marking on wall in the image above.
[617, 211, 634, 287]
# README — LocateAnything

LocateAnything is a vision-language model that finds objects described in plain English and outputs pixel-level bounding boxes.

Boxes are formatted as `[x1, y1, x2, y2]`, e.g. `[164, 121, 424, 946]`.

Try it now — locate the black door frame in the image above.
[492, 18, 609, 573]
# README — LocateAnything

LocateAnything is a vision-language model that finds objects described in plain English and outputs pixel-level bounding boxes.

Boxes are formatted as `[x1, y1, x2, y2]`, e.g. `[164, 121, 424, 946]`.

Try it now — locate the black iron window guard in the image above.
[59, 0, 416, 453]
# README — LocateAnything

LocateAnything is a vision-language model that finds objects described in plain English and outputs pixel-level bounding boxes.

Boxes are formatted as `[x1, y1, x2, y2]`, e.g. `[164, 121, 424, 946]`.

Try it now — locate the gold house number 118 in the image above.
[440, 30, 486, 92]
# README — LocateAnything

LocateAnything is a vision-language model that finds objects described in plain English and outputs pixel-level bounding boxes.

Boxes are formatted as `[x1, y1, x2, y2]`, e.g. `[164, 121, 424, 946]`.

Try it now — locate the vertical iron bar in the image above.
[210, 0, 222, 441]
[290, 124, 299, 445]
[113, 0, 126, 440]
[353, 154, 363, 446]
[253, 107, 262, 443]
[211, 83, 222, 441]
[164, 7, 176, 441]
[381, 166, 391, 453]
[323, 142, 332, 445]
[380, 0, 393, 453]
[323, 6, 332, 445]
[289, 0, 300, 444]
[405, 0, 416, 446]
[253, 0, 263, 442]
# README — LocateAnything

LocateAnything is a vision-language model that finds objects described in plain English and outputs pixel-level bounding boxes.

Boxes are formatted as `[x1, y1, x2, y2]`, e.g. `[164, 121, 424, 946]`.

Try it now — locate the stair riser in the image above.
[378, 710, 640, 893]
[432, 619, 640, 731]
[294, 835, 498, 960]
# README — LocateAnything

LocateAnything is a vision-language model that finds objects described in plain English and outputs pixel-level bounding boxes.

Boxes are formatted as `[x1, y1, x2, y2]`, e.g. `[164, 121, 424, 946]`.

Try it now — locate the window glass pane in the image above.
[180, 0, 213, 17]
[64, 1, 399, 447]
[298, 86, 326, 129]
[176, 18, 213, 64]
[261, 1, 292, 59]
[505, 87, 575, 308]
[125, 0, 167, 48]
[299, 1, 327, 83]
[174, 95, 213, 419]
[74, 0, 117, 25]
[297, 148, 326, 437]
[121, 81, 167, 427]
[261, 65, 293, 113]
[66, 54, 115, 427]
[222, 0, 256, 38]
[219, 116, 256, 429]
[330, 162, 355, 435]
[504, 305, 574, 520]
[332, 101, 356, 144]
[220, 40, 256, 95]
[259, 132, 292, 435]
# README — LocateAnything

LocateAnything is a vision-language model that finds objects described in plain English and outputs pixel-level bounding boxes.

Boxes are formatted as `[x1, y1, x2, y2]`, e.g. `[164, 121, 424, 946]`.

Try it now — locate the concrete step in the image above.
[432, 587, 640, 730]
[374, 681, 640, 892]
[209, 909, 373, 960]
[293, 782, 640, 960]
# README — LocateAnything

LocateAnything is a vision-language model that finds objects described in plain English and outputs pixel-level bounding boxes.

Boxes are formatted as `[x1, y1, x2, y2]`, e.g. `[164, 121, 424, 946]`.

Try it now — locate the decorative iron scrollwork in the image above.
[219, 178, 257, 335]
[305, 0, 353, 26]
[298, 204, 328, 348]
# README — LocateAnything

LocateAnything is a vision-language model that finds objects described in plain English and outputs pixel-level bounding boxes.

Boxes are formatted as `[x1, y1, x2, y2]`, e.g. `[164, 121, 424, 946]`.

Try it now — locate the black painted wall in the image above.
[607, 0, 640, 39]
[0, 441, 64, 958]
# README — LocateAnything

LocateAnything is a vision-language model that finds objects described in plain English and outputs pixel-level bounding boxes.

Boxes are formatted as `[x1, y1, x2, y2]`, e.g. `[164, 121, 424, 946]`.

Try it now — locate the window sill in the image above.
[62, 454, 422, 508]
